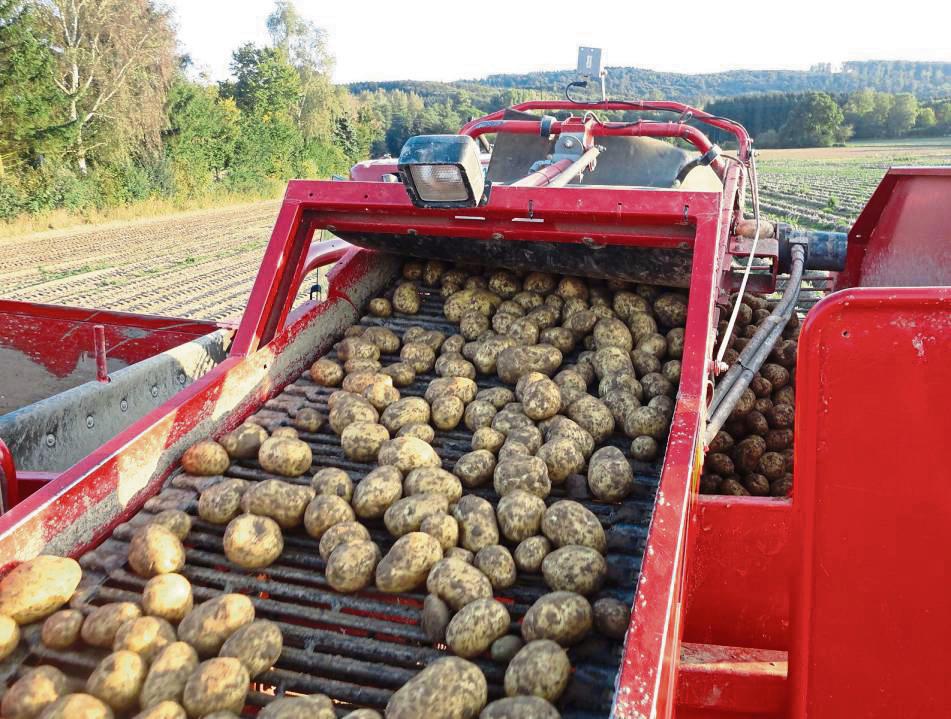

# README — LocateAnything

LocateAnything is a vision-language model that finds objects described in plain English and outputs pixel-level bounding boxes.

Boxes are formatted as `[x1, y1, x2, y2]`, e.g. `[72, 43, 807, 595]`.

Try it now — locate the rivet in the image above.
[177, 372, 186, 385]
[150, 385, 159, 397]
[120, 399, 128, 412]
[86, 415, 94, 429]
[46, 434, 56, 447]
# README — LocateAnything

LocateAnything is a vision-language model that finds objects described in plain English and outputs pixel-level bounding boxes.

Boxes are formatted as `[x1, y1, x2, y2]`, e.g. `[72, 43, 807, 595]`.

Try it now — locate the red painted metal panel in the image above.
[683, 496, 792, 651]
[0, 299, 218, 378]
[613, 163, 743, 719]
[789, 288, 951, 718]
[838, 167, 951, 289]
[676, 643, 786, 717]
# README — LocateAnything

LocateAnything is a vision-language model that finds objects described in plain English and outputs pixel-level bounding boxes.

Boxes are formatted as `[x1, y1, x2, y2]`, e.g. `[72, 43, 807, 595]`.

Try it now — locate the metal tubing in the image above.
[510, 147, 602, 188]
[547, 146, 602, 188]
[0, 438, 14, 513]
[705, 245, 806, 443]
[93, 325, 108, 383]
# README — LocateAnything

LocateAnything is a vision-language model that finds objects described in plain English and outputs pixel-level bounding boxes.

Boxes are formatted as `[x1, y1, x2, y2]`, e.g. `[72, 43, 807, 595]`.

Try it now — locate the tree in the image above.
[916, 107, 937, 129]
[165, 78, 240, 187]
[885, 93, 918, 136]
[779, 92, 846, 147]
[227, 44, 301, 119]
[34, 0, 175, 172]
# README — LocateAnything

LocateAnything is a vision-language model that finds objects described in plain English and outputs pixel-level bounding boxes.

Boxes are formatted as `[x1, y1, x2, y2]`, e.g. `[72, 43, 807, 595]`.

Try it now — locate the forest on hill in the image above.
[1, 0, 949, 224]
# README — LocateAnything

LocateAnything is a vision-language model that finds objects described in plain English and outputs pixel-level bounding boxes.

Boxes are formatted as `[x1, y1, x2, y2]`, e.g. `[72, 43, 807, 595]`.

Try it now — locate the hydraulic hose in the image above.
[704, 243, 806, 445]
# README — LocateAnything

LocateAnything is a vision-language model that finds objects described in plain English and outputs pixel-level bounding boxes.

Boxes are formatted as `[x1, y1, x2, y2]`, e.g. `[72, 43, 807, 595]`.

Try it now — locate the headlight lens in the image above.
[409, 165, 469, 202]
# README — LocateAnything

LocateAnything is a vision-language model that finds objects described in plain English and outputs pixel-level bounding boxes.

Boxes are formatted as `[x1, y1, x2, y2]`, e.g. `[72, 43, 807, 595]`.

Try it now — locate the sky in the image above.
[168, 0, 951, 85]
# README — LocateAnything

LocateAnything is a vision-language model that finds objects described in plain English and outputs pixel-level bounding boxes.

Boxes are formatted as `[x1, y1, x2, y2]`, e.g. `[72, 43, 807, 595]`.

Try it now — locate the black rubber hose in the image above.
[704, 244, 806, 445]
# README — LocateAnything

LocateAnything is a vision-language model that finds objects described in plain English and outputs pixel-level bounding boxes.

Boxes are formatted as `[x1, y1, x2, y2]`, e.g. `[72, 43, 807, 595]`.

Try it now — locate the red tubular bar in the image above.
[0, 439, 15, 512]
[460, 99, 752, 162]
[463, 118, 725, 177]
[93, 324, 108, 383]
[510, 157, 575, 187]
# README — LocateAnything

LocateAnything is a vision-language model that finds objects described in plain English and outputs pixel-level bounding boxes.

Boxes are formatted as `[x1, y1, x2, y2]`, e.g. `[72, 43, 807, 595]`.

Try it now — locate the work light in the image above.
[398, 135, 486, 208]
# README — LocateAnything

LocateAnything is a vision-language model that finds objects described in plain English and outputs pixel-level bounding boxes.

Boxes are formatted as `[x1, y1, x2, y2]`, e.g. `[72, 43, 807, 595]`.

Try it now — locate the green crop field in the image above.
[754, 138, 951, 229]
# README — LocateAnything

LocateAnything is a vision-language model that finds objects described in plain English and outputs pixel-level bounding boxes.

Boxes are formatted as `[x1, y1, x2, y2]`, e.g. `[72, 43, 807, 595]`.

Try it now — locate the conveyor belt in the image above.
[2, 286, 663, 718]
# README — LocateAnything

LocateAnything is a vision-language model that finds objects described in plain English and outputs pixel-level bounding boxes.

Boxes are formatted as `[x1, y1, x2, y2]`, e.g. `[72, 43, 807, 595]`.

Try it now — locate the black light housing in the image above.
[398, 135, 486, 208]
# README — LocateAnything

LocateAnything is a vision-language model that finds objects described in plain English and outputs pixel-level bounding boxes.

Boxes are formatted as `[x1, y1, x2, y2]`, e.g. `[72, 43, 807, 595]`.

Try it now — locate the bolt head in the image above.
[150, 385, 159, 397]
[120, 399, 128, 411]
[46, 434, 56, 447]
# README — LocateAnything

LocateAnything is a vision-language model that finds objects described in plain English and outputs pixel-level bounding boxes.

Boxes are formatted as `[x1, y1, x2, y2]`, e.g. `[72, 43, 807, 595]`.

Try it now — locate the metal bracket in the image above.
[309, 283, 323, 302]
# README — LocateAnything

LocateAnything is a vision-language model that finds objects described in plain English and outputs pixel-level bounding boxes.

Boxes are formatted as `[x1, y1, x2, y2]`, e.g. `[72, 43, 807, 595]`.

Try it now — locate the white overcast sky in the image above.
[168, 0, 951, 84]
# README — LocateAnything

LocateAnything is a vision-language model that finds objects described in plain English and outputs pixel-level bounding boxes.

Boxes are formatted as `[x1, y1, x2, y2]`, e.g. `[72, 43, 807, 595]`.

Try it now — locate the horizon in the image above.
[168, 0, 951, 86]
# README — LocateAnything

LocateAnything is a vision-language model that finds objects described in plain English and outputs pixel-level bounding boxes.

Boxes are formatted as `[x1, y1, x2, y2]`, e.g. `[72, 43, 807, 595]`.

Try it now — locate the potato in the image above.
[319, 521, 371, 561]
[489, 635, 523, 664]
[491, 409, 534, 436]
[219, 424, 269, 460]
[542, 501, 606, 553]
[556, 276, 588, 300]
[338, 337, 381, 363]
[33, 694, 112, 719]
[623, 406, 668, 441]
[461, 401, 496, 433]
[181, 440, 229, 476]
[534, 438, 584, 486]
[734, 436, 766, 473]
[0, 556, 81, 625]
[303, 494, 354, 540]
[493, 456, 550, 498]
[481, 696, 560, 719]
[653, 292, 688, 328]
[386, 656, 486, 719]
[513, 536, 549, 573]
[148, 510, 191, 541]
[363, 326, 401, 354]
[420, 512, 459, 551]
[496, 344, 562, 384]
[541, 545, 606, 596]
[521, 591, 592, 645]
[453, 450, 496, 489]
[384, 493, 449, 537]
[452, 495, 500, 553]
[241, 480, 314, 528]
[520, 271, 554, 294]
[425, 376, 478, 405]
[337, 420, 389, 462]
[378, 436, 440, 473]
[182, 658, 249, 718]
[426, 558, 493, 610]
[496, 490, 546, 543]
[487, 270, 518, 298]
[86, 650, 146, 712]
[421, 593, 451, 643]
[471, 336, 517, 375]
[402, 261, 423, 280]
[112, 615, 175, 662]
[432, 396, 465, 431]
[198, 480, 244, 524]
[380, 396, 430, 434]
[382, 361, 416, 387]
[129, 524, 185, 578]
[2, 665, 70, 719]
[544, 415, 595, 459]
[291, 407, 323, 433]
[474, 545, 516, 590]
[0, 617, 19, 659]
[592, 317, 633, 351]
[218, 619, 282, 678]
[586, 446, 634, 502]
[400, 342, 436, 373]
[503, 639, 570, 702]
[82, 602, 141, 648]
[459, 311, 491, 340]
[258, 436, 313, 477]
[133, 700, 186, 719]
[368, 297, 392, 317]
[351, 466, 402, 519]
[258, 696, 335, 719]
[630, 435, 659, 462]
[498, 442, 530, 461]
[223, 514, 283, 569]
[177, 594, 254, 657]
[566, 395, 615, 443]
[309, 357, 344, 387]
[40, 608, 82, 650]
[472, 427, 505, 454]
[436, 352, 476, 380]
[342, 371, 386, 395]
[375, 532, 443, 593]
[592, 597, 631, 639]
[445, 598, 510, 658]
[140, 641, 198, 708]
[517, 379, 559, 422]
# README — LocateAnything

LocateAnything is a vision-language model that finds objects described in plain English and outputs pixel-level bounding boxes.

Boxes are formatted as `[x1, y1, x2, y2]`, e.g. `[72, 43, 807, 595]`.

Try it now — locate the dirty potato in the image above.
[445, 598, 510, 658]
[623, 406, 669, 441]
[181, 440, 229, 476]
[504, 639, 571, 702]
[426, 558, 493, 610]
[341, 421, 390, 462]
[382, 361, 416, 387]
[128, 524, 185, 578]
[474, 545, 516, 590]
[471, 427, 505, 454]
[380, 396, 431, 434]
[541, 545, 607, 595]
[224, 514, 283, 569]
[495, 344, 563, 384]
[385, 656, 487, 719]
[566, 395, 615, 443]
[198, 479, 245, 524]
[220, 423, 269, 460]
[535, 438, 585, 485]
[241, 479, 314, 528]
[400, 342, 436, 373]
[493, 456, 550, 498]
[177, 594, 255, 657]
[587, 446, 634, 501]
[259, 695, 336, 719]
[318, 521, 371, 561]
[514, 536, 550, 574]
[258, 436, 313, 477]
[81, 602, 142, 648]
[142, 573, 193, 624]
[0, 614, 17, 661]
[452, 495, 500, 553]
[85, 650, 146, 712]
[112, 616, 175, 662]
[496, 490, 546, 543]
[432, 395, 465, 431]
[521, 591, 592, 646]
[541, 500, 606, 553]
[30, 693, 112, 719]
[41, 608, 84, 650]
[375, 532, 443, 593]
[378, 436, 441, 473]
[592, 597, 631, 639]
[351, 466, 403, 519]
[1, 664, 71, 719]
[383, 493, 449, 537]
[0, 555, 82, 625]
[481, 696, 560, 719]
[150, 510, 192, 541]
[368, 297, 392, 317]
[520, 377, 561, 421]
[219, 619, 283, 677]
[325, 540, 381, 593]
[139, 641, 198, 708]
[420, 512, 460, 551]
[453, 450, 496, 488]
[181, 657, 249, 718]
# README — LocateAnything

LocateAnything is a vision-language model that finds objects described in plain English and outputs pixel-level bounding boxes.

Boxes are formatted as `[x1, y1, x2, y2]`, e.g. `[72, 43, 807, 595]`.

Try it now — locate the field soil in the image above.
[0, 200, 323, 322]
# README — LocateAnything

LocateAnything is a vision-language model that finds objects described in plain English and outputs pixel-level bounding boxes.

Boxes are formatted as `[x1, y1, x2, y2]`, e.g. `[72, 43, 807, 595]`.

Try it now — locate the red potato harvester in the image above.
[0, 65, 950, 718]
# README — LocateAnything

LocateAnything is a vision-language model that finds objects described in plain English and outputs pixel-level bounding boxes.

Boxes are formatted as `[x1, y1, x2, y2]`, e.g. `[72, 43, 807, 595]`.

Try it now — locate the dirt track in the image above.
[0, 201, 326, 322]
